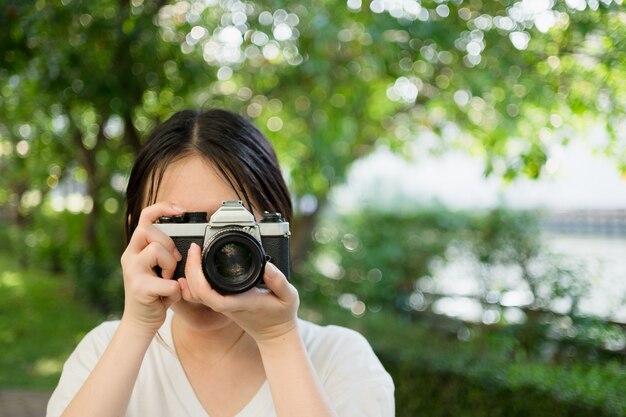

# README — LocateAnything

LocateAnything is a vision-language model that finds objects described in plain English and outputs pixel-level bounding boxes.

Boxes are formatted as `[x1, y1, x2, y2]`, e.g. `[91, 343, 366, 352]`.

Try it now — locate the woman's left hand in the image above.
[178, 243, 300, 344]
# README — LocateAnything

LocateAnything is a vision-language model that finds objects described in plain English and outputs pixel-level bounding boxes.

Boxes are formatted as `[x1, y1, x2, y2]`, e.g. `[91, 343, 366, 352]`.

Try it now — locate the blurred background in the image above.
[1, 0, 625, 416]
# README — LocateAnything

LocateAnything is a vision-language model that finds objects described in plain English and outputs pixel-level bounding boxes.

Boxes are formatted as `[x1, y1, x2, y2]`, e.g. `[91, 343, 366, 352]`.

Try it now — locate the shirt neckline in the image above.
[158, 310, 272, 417]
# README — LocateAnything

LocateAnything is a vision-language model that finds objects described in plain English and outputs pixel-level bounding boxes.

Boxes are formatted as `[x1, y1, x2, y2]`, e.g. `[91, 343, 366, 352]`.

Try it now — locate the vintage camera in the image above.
[154, 201, 290, 294]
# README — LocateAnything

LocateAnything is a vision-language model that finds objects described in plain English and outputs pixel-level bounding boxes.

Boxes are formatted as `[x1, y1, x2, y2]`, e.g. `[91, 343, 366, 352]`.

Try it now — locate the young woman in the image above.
[47, 109, 394, 417]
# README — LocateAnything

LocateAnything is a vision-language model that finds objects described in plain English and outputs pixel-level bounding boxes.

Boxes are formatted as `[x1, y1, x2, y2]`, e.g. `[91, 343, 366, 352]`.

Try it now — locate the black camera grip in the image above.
[261, 235, 291, 280]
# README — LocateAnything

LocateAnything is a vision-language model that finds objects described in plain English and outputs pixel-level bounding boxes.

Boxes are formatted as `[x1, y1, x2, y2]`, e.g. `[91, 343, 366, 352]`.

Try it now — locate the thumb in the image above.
[263, 262, 296, 301]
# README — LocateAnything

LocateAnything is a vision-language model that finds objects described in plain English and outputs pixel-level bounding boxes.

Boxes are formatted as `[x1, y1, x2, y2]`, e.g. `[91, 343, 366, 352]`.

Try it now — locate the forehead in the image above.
[154, 154, 240, 214]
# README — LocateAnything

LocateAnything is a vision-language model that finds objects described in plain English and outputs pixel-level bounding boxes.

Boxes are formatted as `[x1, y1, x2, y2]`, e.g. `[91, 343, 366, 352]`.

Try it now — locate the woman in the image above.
[47, 109, 394, 417]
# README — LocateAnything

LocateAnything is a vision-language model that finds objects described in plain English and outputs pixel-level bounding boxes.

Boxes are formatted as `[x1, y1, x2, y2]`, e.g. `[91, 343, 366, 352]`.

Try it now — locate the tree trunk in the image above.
[72, 128, 103, 251]
[290, 194, 328, 269]
[8, 181, 30, 267]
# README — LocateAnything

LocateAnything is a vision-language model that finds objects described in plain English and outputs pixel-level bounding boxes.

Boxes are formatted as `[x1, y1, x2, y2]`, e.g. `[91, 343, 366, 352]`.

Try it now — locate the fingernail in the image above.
[172, 204, 185, 212]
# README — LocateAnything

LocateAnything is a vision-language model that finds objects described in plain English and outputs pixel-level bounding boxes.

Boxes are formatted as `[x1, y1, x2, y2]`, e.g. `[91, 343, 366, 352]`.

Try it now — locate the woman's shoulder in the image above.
[297, 318, 389, 376]
[50, 319, 122, 395]
[87, 318, 120, 339]
[298, 318, 370, 351]
[297, 318, 395, 413]
[72, 319, 121, 356]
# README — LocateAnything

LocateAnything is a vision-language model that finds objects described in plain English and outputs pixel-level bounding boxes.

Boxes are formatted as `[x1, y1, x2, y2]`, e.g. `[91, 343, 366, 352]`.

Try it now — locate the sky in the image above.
[332, 138, 626, 212]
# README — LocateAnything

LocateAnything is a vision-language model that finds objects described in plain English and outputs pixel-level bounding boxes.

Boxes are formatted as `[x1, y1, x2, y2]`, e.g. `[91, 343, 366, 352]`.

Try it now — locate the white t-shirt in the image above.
[47, 312, 394, 417]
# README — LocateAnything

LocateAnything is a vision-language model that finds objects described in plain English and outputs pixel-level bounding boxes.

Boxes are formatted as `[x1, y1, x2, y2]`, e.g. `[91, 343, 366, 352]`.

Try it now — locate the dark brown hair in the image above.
[125, 109, 292, 243]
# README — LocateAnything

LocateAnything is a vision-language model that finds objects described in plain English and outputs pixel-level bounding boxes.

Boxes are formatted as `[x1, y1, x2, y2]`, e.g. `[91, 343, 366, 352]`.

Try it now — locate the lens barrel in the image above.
[202, 229, 266, 294]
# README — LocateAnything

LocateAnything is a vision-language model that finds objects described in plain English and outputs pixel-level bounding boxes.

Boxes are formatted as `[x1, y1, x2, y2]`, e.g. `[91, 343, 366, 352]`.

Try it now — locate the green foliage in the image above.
[0, 204, 125, 311]
[297, 205, 626, 415]
[300, 206, 577, 312]
[2, 1, 626, 312]
[299, 206, 470, 310]
[0, 253, 104, 389]
[384, 359, 624, 417]
[318, 307, 626, 417]
[300, 206, 623, 361]
[468, 208, 590, 311]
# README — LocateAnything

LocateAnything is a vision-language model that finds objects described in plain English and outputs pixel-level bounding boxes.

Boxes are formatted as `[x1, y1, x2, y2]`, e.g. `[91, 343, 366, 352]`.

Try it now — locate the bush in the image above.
[299, 206, 616, 356]
[299, 206, 625, 416]
[0, 207, 125, 313]
[384, 362, 619, 417]
[298, 206, 470, 314]
[312, 307, 626, 417]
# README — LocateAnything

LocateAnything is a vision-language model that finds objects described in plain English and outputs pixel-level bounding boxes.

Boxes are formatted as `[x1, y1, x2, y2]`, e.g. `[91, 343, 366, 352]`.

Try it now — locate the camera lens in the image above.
[214, 242, 253, 284]
[202, 230, 265, 294]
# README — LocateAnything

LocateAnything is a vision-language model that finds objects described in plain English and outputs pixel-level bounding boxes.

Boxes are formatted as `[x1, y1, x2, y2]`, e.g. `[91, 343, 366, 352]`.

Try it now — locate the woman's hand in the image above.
[179, 245, 338, 417]
[120, 202, 185, 336]
[178, 243, 300, 344]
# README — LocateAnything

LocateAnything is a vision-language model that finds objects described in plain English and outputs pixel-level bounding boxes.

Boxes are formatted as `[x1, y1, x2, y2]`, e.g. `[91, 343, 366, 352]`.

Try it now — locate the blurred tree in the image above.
[1, 0, 624, 306]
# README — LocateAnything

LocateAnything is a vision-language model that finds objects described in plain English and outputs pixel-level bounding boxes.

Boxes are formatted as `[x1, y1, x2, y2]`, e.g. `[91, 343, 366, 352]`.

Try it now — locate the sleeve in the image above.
[314, 326, 395, 417]
[46, 321, 117, 417]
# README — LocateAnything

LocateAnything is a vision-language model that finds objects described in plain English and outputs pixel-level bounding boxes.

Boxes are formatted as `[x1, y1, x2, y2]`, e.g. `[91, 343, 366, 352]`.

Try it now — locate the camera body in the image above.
[154, 201, 290, 294]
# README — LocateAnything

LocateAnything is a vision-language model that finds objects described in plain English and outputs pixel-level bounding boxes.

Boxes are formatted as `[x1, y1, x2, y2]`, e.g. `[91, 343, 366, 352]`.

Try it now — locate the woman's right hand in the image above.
[119, 202, 185, 336]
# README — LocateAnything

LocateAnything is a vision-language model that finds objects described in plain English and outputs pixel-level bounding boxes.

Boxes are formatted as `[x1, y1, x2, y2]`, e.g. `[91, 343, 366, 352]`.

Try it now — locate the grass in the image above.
[0, 253, 106, 390]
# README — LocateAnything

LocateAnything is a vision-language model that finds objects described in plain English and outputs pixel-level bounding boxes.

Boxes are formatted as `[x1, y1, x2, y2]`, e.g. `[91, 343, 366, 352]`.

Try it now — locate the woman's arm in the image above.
[56, 203, 184, 417]
[58, 322, 154, 417]
[257, 326, 337, 417]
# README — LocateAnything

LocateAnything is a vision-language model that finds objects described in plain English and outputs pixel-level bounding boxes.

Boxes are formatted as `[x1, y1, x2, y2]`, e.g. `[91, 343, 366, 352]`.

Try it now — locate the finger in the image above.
[157, 279, 182, 303]
[130, 272, 181, 301]
[127, 202, 185, 255]
[128, 225, 183, 262]
[177, 278, 195, 302]
[184, 243, 229, 309]
[184, 243, 210, 293]
[128, 224, 181, 258]
[148, 276, 182, 305]
[142, 241, 179, 280]
[263, 262, 297, 302]
[137, 202, 186, 226]
[161, 285, 182, 308]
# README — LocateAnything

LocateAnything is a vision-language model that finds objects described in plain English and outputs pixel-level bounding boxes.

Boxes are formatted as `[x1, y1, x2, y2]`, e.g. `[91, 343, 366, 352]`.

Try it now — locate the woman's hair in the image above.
[125, 109, 292, 243]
